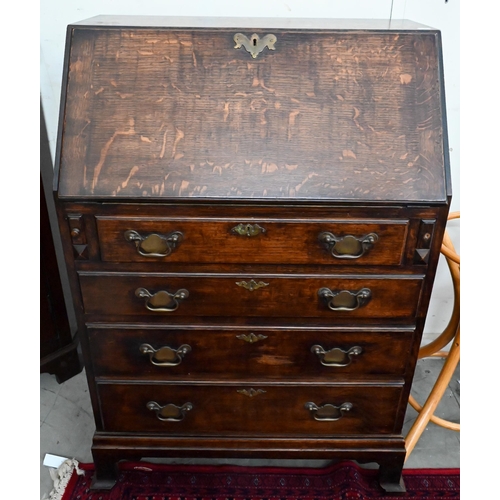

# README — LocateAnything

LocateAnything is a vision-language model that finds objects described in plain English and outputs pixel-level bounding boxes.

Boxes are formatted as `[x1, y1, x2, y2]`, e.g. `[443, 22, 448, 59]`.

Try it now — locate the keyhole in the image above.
[253, 37, 257, 46]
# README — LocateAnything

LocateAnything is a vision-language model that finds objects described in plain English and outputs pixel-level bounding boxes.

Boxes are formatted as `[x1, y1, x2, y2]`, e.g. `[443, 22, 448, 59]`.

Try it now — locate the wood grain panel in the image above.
[89, 326, 414, 380]
[79, 272, 423, 320]
[96, 216, 409, 265]
[58, 28, 445, 202]
[97, 382, 403, 435]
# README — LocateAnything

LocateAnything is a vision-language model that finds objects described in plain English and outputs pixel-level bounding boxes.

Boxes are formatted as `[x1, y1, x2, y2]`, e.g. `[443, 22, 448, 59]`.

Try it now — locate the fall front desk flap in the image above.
[56, 18, 450, 203]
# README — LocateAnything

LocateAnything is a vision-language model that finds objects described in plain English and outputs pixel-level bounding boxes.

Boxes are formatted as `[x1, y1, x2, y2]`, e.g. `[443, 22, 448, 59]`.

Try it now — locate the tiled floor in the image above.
[40, 245, 460, 499]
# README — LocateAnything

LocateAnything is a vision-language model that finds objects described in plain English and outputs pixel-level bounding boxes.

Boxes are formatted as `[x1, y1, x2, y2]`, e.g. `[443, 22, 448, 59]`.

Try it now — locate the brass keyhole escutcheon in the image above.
[234, 33, 277, 59]
[231, 223, 266, 237]
[235, 280, 269, 292]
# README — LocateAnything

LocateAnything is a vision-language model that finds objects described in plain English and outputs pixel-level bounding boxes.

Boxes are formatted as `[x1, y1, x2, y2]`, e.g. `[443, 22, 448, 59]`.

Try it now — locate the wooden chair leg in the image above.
[405, 328, 460, 460]
[418, 231, 460, 359]
[408, 394, 460, 432]
[405, 212, 460, 460]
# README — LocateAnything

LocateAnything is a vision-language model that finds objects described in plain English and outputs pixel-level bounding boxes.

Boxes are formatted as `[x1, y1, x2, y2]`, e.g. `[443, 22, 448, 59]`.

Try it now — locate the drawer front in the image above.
[89, 327, 414, 380]
[79, 273, 423, 320]
[98, 382, 402, 436]
[97, 217, 408, 266]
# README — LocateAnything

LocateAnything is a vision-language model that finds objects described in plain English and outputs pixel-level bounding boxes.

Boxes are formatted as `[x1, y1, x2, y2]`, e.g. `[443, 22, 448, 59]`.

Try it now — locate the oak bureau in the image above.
[53, 16, 451, 492]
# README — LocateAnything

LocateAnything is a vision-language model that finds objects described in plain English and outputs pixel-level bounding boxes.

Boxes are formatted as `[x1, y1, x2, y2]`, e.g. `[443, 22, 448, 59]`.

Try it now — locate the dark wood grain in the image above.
[90, 432, 406, 489]
[96, 216, 408, 265]
[79, 272, 423, 320]
[88, 326, 414, 380]
[97, 382, 403, 435]
[58, 28, 445, 202]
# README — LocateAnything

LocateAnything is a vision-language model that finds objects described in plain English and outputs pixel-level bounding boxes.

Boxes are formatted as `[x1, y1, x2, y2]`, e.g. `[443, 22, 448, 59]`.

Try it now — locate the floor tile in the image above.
[40, 370, 95, 499]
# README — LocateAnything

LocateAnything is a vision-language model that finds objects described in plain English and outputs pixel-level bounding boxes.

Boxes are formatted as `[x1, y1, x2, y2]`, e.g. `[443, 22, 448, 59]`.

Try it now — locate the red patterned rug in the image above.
[54, 460, 459, 500]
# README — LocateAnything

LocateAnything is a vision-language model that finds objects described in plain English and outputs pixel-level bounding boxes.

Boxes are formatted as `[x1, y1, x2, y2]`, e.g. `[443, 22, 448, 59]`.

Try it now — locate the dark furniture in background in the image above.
[41, 102, 82, 383]
[53, 16, 451, 492]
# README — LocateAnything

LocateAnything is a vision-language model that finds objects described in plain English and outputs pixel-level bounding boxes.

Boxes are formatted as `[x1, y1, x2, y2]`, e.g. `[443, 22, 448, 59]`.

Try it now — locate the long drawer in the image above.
[89, 327, 414, 380]
[96, 217, 409, 266]
[97, 382, 403, 436]
[79, 273, 423, 320]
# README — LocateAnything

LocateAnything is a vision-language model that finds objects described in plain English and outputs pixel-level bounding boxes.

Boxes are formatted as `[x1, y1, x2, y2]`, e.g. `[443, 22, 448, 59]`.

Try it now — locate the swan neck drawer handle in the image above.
[305, 402, 353, 421]
[318, 287, 371, 311]
[311, 345, 363, 366]
[135, 287, 189, 312]
[124, 230, 183, 257]
[146, 401, 193, 422]
[140, 344, 191, 366]
[318, 232, 378, 259]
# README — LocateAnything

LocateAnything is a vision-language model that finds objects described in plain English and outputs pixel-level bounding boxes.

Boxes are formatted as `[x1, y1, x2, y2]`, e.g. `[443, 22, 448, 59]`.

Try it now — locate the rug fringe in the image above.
[42, 459, 84, 500]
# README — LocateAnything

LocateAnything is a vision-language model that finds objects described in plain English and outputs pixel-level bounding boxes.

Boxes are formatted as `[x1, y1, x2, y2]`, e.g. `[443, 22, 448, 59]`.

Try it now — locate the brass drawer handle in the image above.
[231, 223, 266, 237]
[318, 232, 378, 259]
[318, 287, 371, 311]
[124, 230, 183, 257]
[234, 33, 276, 59]
[305, 402, 353, 422]
[135, 287, 189, 312]
[311, 345, 362, 367]
[140, 343, 191, 366]
[146, 401, 193, 422]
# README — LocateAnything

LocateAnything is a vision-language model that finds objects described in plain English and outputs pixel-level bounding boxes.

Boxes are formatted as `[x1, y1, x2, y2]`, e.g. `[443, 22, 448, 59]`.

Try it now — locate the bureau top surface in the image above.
[71, 16, 433, 30]
[56, 17, 450, 203]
